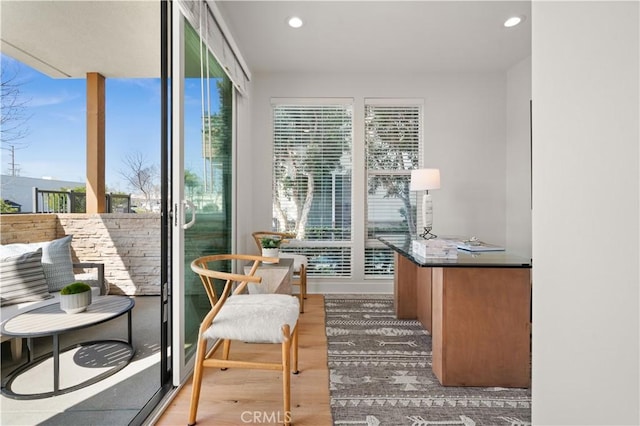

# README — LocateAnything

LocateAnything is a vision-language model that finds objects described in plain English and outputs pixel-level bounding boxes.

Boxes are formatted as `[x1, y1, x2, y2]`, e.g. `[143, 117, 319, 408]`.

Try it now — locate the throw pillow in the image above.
[0, 249, 53, 306]
[0, 235, 76, 292]
[37, 235, 76, 292]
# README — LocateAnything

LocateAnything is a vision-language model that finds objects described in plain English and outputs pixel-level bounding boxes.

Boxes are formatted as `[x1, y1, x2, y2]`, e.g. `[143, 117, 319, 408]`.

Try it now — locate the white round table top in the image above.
[1, 295, 135, 337]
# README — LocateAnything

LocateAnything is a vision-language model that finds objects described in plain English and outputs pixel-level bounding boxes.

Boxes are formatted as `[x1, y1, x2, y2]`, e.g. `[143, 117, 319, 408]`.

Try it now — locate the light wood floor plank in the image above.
[156, 294, 332, 425]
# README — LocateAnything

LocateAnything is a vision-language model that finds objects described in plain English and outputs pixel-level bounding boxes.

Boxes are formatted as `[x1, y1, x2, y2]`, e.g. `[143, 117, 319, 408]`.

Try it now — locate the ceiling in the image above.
[0, 1, 160, 78]
[217, 1, 532, 74]
[0, 1, 530, 79]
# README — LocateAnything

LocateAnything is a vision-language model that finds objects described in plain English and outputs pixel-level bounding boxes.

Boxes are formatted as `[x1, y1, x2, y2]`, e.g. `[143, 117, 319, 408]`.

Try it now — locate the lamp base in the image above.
[420, 227, 437, 240]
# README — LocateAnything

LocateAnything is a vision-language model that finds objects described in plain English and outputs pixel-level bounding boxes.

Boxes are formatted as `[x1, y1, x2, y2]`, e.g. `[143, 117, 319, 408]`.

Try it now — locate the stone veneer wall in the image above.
[56, 214, 161, 295]
[0, 213, 161, 296]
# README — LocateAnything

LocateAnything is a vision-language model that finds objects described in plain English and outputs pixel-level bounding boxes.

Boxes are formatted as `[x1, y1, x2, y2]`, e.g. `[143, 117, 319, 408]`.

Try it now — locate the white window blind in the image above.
[272, 101, 353, 277]
[364, 100, 423, 276]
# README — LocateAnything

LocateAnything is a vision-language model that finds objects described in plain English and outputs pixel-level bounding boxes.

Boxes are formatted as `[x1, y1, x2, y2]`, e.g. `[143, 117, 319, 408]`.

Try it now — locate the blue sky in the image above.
[1, 54, 162, 192]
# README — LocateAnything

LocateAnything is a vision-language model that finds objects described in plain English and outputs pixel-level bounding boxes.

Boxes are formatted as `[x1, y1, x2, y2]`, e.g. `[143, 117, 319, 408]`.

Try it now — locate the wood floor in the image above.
[156, 294, 332, 426]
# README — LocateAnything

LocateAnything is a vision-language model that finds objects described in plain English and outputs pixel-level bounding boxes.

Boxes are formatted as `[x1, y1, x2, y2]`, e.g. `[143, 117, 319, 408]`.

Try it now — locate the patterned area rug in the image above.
[325, 295, 531, 426]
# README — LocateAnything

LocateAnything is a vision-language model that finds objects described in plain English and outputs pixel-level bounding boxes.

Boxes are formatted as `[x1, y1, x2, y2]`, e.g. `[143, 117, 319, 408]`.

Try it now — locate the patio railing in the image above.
[33, 188, 132, 213]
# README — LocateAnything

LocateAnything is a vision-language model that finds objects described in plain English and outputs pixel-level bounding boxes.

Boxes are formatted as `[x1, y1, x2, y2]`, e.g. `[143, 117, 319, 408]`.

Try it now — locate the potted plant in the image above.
[60, 282, 92, 314]
[260, 236, 283, 263]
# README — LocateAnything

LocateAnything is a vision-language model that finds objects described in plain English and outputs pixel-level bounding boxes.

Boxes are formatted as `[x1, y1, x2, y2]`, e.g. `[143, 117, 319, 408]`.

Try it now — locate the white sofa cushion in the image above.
[0, 235, 76, 292]
[0, 249, 53, 307]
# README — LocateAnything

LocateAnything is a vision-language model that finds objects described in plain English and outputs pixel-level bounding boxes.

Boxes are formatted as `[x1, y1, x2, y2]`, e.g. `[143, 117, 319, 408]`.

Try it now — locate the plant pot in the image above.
[60, 290, 92, 314]
[261, 248, 279, 263]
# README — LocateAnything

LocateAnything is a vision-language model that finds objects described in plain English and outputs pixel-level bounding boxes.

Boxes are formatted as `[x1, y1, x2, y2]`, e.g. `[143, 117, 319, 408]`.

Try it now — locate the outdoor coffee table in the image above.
[1, 295, 135, 400]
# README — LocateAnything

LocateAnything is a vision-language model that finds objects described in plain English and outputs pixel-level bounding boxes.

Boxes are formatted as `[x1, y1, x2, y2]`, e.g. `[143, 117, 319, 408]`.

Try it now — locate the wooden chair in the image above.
[252, 231, 308, 313]
[188, 254, 300, 426]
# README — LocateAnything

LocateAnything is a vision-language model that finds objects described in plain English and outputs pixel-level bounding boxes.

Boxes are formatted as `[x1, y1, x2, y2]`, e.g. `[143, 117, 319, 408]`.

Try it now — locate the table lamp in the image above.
[410, 168, 441, 239]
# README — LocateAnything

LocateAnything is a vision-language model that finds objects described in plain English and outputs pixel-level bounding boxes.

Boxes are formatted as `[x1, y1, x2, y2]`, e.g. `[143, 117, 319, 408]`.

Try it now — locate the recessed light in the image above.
[503, 16, 524, 28]
[288, 16, 303, 28]
[504, 16, 525, 28]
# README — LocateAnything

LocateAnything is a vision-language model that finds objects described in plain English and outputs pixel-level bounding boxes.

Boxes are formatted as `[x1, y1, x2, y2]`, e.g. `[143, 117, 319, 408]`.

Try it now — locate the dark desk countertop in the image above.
[378, 234, 532, 268]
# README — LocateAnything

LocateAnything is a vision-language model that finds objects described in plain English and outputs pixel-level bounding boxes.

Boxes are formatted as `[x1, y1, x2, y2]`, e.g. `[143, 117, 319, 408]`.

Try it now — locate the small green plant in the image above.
[60, 282, 91, 295]
[0, 200, 19, 213]
[260, 236, 282, 249]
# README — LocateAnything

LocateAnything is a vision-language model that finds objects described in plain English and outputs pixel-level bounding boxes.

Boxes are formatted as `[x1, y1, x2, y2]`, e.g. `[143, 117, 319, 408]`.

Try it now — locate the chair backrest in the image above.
[190, 254, 279, 308]
[251, 231, 292, 252]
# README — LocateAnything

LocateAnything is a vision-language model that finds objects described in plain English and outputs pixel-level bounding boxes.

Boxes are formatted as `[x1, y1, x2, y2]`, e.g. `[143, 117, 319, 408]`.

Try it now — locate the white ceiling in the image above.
[217, 1, 532, 74]
[0, 1, 160, 78]
[0, 1, 530, 79]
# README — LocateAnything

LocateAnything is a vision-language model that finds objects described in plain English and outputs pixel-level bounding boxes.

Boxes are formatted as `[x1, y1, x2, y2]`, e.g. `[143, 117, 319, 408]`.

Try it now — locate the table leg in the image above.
[53, 334, 60, 392]
[127, 310, 133, 345]
[27, 337, 33, 363]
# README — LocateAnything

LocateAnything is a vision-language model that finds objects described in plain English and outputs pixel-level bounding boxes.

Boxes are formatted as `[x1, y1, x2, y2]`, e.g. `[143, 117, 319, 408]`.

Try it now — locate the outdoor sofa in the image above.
[0, 235, 106, 360]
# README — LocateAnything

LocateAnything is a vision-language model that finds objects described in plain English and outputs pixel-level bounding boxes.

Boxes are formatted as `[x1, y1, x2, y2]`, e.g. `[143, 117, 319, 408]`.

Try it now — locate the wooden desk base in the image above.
[432, 267, 531, 387]
[394, 253, 418, 319]
[394, 253, 531, 388]
[394, 253, 432, 332]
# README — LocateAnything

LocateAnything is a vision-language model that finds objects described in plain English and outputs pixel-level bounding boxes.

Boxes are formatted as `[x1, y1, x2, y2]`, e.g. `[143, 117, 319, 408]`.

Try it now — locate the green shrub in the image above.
[60, 282, 91, 295]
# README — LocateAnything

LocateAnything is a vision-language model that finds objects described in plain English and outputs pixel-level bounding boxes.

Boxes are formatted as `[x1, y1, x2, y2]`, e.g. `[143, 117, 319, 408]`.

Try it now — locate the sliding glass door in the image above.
[171, 7, 233, 385]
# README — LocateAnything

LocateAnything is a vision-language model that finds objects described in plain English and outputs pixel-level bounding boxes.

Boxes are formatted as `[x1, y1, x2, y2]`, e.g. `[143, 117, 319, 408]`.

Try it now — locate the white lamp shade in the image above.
[410, 169, 441, 191]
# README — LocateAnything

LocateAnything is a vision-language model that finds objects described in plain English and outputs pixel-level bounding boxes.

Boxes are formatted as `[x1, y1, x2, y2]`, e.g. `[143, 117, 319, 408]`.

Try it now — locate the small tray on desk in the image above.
[455, 238, 505, 252]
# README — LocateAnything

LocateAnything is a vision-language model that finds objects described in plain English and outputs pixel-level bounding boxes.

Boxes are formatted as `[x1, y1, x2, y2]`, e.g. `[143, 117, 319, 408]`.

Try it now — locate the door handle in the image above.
[183, 200, 196, 230]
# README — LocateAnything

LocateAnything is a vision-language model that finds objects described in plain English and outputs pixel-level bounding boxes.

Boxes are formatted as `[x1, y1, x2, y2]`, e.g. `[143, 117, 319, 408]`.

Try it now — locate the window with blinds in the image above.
[272, 101, 353, 277]
[364, 100, 423, 276]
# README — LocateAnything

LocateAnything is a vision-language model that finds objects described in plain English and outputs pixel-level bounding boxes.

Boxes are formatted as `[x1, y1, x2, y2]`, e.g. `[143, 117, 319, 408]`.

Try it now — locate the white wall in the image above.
[532, 2, 639, 425]
[0, 175, 84, 212]
[506, 56, 532, 258]
[249, 71, 510, 252]
[234, 85, 255, 256]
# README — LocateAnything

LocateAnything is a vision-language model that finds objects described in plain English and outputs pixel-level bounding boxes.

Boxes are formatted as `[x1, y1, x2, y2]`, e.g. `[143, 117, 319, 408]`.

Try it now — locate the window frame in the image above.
[269, 97, 424, 281]
[364, 98, 424, 278]
[270, 98, 355, 278]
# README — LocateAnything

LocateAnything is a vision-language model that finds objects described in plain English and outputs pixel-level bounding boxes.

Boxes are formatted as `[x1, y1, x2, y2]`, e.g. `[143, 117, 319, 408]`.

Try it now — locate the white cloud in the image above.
[28, 92, 81, 107]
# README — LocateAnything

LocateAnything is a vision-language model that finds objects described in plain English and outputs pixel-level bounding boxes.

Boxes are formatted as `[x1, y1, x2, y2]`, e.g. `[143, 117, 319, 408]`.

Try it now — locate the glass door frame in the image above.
[170, 3, 238, 386]
[170, 6, 191, 385]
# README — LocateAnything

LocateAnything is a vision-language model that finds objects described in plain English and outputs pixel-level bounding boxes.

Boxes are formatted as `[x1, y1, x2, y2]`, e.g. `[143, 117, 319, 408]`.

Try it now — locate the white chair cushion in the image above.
[279, 254, 307, 273]
[203, 294, 299, 344]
